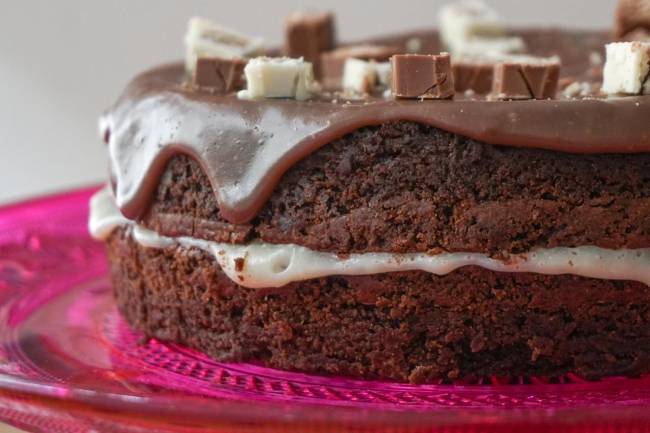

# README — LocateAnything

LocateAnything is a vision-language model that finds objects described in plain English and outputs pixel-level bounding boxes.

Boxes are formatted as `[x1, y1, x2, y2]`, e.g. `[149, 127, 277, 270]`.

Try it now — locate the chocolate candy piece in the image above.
[491, 58, 560, 100]
[238, 57, 316, 101]
[185, 17, 264, 74]
[452, 60, 494, 94]
[193, 57, 247, 93]
[615, 0, 650, 40]
[437, 0, 527, 58]
[321, 45, 399, 88]
[342, 58, 378, 94]
[285, 11, 336, 77]
[438, 0, 504, 54]
[391, 54, 455, 99]
[340, 59, 392, 94]
[602, 41, 650, 95]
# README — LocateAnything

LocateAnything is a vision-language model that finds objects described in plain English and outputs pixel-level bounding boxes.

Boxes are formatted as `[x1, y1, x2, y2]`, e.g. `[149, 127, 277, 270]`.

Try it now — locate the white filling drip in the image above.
[90, 187, 650, 289]
[89, 188, 130, 240]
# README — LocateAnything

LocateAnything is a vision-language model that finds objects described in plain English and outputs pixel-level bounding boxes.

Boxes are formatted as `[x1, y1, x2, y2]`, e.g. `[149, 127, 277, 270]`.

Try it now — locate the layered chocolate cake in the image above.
[91, 1, 650, 383]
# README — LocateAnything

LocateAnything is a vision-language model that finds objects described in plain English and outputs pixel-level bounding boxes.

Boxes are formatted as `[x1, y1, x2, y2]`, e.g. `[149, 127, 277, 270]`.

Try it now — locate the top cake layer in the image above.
[101, 28, 650, 227]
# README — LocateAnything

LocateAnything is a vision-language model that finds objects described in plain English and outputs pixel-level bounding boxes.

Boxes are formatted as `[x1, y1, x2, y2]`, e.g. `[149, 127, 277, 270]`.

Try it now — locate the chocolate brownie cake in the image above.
[90, 1, 650, 383]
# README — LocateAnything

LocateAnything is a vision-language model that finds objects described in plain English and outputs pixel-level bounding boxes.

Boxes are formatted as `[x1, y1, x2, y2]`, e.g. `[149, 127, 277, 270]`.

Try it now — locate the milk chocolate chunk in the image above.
[491, 58, 560, 100]
[285, 11, 336, 77]
[614, 0, 650, 39]
[391, 54, 455, 99]
[452, 60, 494, 94]
[193, 57, 246, 93]
[321, 45, 400, 88]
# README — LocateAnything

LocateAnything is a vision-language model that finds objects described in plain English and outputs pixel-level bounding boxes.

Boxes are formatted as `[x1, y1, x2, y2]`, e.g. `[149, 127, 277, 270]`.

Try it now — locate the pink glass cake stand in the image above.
[1, 187, 650, 432]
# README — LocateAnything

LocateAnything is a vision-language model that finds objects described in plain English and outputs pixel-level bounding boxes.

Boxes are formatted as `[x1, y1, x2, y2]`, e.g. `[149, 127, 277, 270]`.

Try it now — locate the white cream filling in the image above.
[90, 187, 650, 289]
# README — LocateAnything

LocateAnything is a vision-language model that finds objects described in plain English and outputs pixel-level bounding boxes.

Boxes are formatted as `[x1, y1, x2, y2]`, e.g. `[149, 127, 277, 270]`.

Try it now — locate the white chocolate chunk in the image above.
[602, 42, 650, 95]
[238, 57, 316, 101]
[439, 1, 505, 53]
[185, 17, 264, 73]
[343, 58, 377, 93]
[439, 0, 504, 42]
[439, 1, 526, 57]
[342, 59, 392, 94]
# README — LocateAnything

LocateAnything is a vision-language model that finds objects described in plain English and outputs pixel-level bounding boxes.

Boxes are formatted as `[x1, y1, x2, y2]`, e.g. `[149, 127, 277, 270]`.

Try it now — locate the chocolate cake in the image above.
[91, 1, 650, 383]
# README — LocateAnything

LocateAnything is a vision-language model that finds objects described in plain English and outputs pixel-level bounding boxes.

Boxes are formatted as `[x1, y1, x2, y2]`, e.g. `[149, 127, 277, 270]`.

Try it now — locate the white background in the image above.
[0, 0, 615, 204]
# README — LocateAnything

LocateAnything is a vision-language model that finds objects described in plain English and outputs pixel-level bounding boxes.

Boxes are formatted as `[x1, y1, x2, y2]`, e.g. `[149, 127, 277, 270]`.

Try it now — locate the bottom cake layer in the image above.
[107, 227, 650, 383]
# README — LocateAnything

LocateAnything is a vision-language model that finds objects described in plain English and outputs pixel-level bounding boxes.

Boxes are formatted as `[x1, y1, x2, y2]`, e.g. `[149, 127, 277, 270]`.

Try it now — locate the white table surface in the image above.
[0, 0, 615, 205]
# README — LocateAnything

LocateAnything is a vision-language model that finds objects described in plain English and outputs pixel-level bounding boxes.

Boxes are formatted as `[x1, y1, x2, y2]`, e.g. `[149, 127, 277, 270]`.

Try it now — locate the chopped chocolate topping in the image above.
[239, 57, 316, 101]
[615, 0, 650, 40]
[491, 58, 560, 100]
[184, 17, 264, 74]
[193, 57, 247, 93]
[321, 45, 400, 89]
[285, 11, 336, 77]
[452, 60, 494, 94]
[342, 58, 377, 94]
[602, 42, 650, 96]
[105, 30, 650, 225]
[439, 0, 504, 54]
[391, 54, 455, 99]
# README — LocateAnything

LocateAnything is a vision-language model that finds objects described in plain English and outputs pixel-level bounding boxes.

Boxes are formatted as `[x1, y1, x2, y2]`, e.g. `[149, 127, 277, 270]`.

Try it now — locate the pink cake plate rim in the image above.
[0, 186, 649, 432]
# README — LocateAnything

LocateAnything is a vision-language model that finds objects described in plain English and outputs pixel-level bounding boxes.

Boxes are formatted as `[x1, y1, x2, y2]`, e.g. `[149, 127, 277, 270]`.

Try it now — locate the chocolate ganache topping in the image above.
[102, 29, 650, 224]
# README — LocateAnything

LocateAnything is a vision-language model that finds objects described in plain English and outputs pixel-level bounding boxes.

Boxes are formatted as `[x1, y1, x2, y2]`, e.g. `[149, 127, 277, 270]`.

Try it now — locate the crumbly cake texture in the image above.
[108, 227, 650, 383]
[142, 121, 650, 256]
